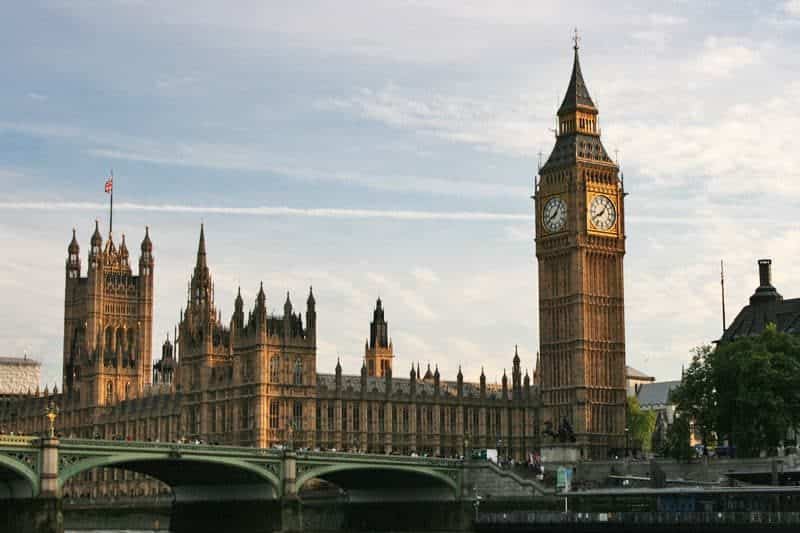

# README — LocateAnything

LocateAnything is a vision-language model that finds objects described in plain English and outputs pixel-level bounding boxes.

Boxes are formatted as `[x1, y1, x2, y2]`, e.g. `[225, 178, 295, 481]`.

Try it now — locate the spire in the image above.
[335, 357, 342, 374]
[256, 282, 266, 308]
[558, 30, 596, 116]
[457, 365, 463, 380]
[513, 344, 520, 365]
[68, 228, 79, 254]
[91, 219, 102, 248]
[140, 226, 152, 253]
[307, 286, 315, 306]
[196, 223, 207, 268]
[284, 291, 293, 315]
[119, 233, 129, 258]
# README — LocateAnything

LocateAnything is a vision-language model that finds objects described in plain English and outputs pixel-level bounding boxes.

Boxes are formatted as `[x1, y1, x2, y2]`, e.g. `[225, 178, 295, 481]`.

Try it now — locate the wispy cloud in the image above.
[0, 200, 528, 222]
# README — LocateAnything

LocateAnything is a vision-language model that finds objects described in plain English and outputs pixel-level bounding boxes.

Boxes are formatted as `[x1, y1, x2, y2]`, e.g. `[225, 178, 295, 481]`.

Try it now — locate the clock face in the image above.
[589, 194, 617, 231]
[542, 196, 567, 233]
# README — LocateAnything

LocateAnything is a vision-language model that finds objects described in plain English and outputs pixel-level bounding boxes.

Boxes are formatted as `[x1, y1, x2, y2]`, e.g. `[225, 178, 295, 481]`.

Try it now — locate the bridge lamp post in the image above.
[624, 427, 630, 458]
[43, 401, 59, 439]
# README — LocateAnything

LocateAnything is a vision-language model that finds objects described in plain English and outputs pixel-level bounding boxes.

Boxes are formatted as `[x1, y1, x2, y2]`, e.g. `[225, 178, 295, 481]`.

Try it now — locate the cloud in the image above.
[785, 0, 800, 16]
[692, 37, 760, 78]
[411, 267, 439, 283]
[27, 92, 47, 101]
[0, 200, 528, 222]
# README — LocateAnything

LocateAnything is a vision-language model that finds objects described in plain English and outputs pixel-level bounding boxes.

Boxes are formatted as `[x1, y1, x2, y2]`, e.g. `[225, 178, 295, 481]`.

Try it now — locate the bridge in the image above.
[0, 435, 544, 532]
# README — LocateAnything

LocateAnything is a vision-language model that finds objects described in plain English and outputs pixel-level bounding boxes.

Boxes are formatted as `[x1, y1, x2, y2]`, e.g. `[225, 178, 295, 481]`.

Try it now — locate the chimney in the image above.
[751, 258, 782, 305]
[758, 259, 772, 288]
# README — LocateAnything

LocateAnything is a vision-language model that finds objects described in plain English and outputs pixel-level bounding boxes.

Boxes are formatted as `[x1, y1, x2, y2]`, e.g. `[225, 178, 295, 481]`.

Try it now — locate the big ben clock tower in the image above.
[535, 38, 626, 460]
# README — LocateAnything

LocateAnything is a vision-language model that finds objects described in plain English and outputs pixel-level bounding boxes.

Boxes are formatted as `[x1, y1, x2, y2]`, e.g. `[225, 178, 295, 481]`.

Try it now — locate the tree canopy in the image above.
[670, 325, 800, 457]
[626, 396, 656, 453]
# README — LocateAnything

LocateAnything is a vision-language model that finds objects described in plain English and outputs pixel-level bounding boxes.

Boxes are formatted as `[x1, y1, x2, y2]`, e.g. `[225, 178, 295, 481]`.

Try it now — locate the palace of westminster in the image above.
[0, 44, 629, 497]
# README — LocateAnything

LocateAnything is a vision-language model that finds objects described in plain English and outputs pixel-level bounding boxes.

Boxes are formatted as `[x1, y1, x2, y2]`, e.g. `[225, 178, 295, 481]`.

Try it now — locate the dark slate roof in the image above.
[721, 269, 800, 343]
[540, 133, 613, 172]
[316, 373, 508, 400]
[636, 381, 681, 408]
[558, 48, 596, 115]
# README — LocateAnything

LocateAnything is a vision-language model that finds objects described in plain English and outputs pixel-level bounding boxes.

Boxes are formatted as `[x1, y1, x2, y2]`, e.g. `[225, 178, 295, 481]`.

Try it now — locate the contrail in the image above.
[0, 201, 530, 222]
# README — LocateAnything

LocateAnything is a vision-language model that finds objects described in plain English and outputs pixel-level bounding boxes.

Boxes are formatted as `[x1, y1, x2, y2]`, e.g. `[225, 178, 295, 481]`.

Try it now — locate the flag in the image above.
[104, 176, 113, 194]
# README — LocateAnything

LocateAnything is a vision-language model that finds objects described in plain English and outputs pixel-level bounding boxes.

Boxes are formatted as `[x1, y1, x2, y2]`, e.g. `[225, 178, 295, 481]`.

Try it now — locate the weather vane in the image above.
[572, 27, 580, 50]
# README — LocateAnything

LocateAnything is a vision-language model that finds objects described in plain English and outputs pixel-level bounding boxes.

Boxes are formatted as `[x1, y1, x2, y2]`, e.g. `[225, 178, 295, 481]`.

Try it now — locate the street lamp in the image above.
[43, 401, 59, 438]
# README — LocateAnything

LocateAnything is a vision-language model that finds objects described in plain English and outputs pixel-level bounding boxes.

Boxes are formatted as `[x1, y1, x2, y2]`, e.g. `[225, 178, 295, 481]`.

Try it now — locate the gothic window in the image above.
[378, 406, 385, 432]
[124, 382, 131, 400]
[450, 407, 457, 433]
[426, 407, 433, 434]
[270, 356, 279, 382]
[473, 409, 480, 435]
[367, 405, 373, 433]
[293, 400, 303, 430]
[327, 404, 334, 431]
[440, 409, 445, 435]
[193, 407, 201, 434]
[402, 406, 409, 433]
[293, 359, 303, 385]
[315, 404, 322, 432]
[368, 360, 375, 375]
[392, 406, 398, 433]
[270, 401, 279, 429]
[105, 381, 113, 404]
[353, 405, 360, 432]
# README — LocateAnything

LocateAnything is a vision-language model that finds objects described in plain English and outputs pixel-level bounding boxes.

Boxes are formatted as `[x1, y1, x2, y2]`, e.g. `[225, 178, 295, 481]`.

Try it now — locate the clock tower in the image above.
[535, 40, 626, 459]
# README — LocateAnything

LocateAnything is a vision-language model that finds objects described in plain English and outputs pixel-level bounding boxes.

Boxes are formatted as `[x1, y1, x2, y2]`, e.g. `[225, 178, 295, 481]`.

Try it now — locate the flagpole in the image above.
[109, 169, 114, 237]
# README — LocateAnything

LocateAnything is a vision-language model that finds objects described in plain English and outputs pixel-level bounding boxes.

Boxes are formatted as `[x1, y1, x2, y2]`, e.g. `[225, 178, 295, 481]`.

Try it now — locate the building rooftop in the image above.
[0, 356, 40, 366]
[636, 380, 681, 408]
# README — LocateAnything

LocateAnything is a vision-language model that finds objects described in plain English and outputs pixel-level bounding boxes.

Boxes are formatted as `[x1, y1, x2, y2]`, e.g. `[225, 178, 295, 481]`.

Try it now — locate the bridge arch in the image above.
[297, 462, 459, 502]
[58, 452, 281, 501]
[0, 453, 39, 498]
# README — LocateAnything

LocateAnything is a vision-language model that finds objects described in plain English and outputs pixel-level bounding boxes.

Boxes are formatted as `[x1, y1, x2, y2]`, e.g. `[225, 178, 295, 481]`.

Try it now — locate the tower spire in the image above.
[196, 224, 207, 269]
[558, 32, 596, 116]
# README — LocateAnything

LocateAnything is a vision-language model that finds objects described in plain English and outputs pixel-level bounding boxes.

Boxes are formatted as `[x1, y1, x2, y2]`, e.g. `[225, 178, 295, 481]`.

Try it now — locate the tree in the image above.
[662, 413, 694, 462]
[670, 326, 800, 457]
[670, 344, 716, 448]
[626, 396, 656, 453]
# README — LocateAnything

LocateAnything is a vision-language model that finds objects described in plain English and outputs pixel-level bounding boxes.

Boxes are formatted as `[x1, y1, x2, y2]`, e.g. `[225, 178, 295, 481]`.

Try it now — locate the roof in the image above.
[626, 365, 655, 381]
[722, 296, 800, 342]
[636, 381, 681, 408]
[540, 132, 613, 172]
[316, 374, 514, 400]
[0, 357, 40, 367]
[558, 47, 596, 115]
[721, 261, 800, 343]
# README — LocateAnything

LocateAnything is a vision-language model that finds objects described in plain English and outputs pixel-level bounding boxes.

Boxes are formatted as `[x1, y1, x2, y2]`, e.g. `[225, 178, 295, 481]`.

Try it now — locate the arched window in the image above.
[105, 381, 114, 404]
[293, 359, 303, 385]
[125, 382, 131, 400]
[270, 356, 279, 382]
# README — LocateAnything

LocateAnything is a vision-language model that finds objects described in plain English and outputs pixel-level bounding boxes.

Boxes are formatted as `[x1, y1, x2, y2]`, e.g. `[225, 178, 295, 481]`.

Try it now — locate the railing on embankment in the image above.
[476, 511, 800, 531]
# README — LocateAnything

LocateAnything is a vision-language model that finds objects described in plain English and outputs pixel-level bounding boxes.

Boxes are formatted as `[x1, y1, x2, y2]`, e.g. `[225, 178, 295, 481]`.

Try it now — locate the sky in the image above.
[2, 0, 800, 388]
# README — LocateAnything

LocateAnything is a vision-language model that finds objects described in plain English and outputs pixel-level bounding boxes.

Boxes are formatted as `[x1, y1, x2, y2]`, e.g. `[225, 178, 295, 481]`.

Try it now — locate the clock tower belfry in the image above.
[535, 39, 626, 459]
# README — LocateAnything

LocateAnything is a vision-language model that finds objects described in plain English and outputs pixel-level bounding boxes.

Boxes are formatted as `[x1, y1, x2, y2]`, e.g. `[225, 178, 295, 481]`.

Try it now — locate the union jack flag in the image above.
[104, 176, 113, 194]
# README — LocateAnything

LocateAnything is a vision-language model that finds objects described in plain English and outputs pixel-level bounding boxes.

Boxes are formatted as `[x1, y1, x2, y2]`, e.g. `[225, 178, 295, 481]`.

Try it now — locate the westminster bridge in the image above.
[0, 434, 544, 532]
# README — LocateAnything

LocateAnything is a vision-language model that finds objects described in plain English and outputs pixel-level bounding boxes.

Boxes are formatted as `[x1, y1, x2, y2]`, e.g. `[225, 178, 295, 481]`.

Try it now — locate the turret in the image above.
[335, 358, 342, 390]
[433, 365, 440, 396]
[480, 367, 486, 399]
[409, 364, 416, 397]
[119, 234, 129, 266]
[66, 229, 80, 279]
[306, 286, 316, 341]
[457, 365, 463, 398]
[232, 287, 245, 330]
[365, 297, 393, 377]
[502, 369, 508, 400]
[139, 226, 153, 277]
[384, 364, 393, 397]
[283, 291, 293, 338]
[360, 359, 367, 395]
[89, 220, 102, 270]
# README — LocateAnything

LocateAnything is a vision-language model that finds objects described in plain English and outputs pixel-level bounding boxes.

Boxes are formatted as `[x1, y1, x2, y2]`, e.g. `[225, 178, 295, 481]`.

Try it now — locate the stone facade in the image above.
[0, 357, 40, 396]
[534, 43, 627, 459]
[0, 45, 628, 498]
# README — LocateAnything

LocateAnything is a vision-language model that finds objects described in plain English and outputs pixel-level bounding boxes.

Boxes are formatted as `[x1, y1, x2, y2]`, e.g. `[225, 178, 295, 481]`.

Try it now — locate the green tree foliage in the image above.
[662, 414, 694, 462]
[626, 396, 656, 453]
[670, 326, 800, 457]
